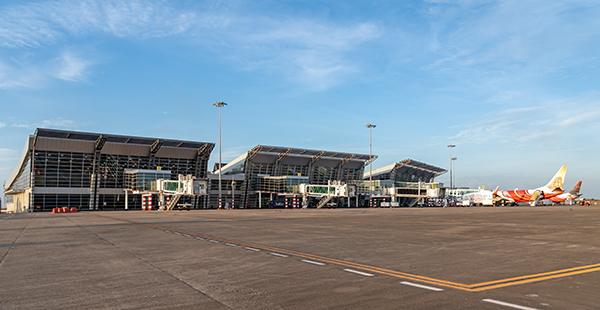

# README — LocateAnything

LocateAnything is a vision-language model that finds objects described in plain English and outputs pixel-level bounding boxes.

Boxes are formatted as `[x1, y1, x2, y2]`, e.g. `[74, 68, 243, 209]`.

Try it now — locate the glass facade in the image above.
[33, 151, 93, 188]
[124, 169, 172, 191]
[11, 154, 31, 191]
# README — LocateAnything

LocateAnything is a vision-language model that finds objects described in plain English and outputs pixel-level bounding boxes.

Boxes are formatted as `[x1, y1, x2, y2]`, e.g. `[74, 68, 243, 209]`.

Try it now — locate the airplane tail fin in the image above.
[492, 186, 499, 196]
[569, 181, 582, 196]
[545, 166, 567, 192]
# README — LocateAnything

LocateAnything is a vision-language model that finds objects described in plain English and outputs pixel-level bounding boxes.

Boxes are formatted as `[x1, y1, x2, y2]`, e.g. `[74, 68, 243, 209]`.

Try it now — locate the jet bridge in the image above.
[124, 171, 208, 210]
[299, 181, 357, 208]
[152, 175, 208, 210]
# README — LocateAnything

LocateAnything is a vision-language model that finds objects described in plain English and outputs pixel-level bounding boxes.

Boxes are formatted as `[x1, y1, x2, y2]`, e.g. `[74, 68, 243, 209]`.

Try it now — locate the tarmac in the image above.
[1, 206, 599, 309]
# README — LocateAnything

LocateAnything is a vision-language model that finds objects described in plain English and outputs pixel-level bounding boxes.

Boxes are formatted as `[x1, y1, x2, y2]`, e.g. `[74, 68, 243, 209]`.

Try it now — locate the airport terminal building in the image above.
[4, 128, 214, 212]
[4, 129, 447, 212]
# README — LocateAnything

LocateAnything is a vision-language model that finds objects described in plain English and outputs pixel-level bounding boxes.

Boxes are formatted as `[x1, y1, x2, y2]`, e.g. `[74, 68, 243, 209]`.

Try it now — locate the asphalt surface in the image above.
[1, 206, 599, 309]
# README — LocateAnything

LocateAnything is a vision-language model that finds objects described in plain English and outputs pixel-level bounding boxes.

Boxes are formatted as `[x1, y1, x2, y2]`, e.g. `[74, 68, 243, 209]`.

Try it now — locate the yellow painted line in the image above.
[471, 266, 600, 292]
[87, 213, 600, 292]
[468, 262, 600, 288]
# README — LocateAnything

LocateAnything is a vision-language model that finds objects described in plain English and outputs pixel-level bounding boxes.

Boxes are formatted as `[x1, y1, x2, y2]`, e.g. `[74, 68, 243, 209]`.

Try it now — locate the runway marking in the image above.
[301, 259, 326, 266]
[343, 269, 374, 277]
[225, 243, 238, 247]
[194, 236, 205, 240]
[244, 247, 260, 251]
[269, 253, 289, 258]
[183, 234, 192, 237]
[482, 299, 539, 310]
[400, 281, 444, 291]
[0, 215, 16, 221]
[89, 213, 600, 292]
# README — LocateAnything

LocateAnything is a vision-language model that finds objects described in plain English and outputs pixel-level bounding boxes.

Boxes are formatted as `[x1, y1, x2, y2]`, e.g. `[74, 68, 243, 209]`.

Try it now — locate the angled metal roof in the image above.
[34, 128, 211, 149]
[366, 158, 447, 179]
[246, 145, 372, 159]
[214, 145, 377, 175]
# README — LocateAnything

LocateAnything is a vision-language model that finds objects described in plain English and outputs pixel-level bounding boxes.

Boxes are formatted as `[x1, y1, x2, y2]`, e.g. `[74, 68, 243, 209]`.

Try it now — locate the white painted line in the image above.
[164, 230, 171, 233]
[209, 240, 220, 243]
[183, 234, 192, 237]
[269, 253, 289, 258]
[400, 281, 444, 291]
[301, 259, 326, 266]
[343, 269, 375, 277]
[194, 237, 205, 240]
[244, 247, 260, 251]
[225, 243, 238, 247]
[482, 299, 540, 310]
[0, 215, 16, 222]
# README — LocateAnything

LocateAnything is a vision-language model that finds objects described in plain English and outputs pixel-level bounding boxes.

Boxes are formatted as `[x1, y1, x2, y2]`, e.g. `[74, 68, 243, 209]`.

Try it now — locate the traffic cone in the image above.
[52, 208, 57, 214]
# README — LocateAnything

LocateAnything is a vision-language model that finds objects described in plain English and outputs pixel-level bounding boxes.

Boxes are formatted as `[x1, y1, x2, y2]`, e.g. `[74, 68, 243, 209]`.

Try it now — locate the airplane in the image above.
[492, 166, 567, 206]
[547, 181, 582, 204]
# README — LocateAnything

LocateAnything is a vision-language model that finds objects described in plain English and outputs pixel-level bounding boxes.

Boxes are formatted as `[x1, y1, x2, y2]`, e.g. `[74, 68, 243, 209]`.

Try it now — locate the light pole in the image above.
[451, 157, 457, 191]
[447, 144, 455, 193]
[366, 124, 376, 206]
[214, 101, 227, 209]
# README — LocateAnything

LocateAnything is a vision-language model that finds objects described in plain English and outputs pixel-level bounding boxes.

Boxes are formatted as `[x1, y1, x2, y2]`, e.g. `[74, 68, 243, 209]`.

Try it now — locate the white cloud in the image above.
[0, 0, 381, 90]
[0, 0, 199, 48]
[422, 0, 600, 77]
[0, 59, 47, 89]
[220, 19, 380, 89]
[0, 50, 95, 88]
[9, 118, 80, 130]
[451, 98, 600, 146]
[53, 51, 93, 82]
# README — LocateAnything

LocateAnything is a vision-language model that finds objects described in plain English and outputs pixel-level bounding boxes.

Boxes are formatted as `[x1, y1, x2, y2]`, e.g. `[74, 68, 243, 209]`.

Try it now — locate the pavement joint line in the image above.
[269, 253, 289, 258]
[400, 281, 444, 291]
[244, 247, 260, 251]
[482, 299, 540, 310]
[301, 259, 326, 266]
[343, 269, 375, 277]
[0, 213, 35, 264]
[87, 213, 600, 292]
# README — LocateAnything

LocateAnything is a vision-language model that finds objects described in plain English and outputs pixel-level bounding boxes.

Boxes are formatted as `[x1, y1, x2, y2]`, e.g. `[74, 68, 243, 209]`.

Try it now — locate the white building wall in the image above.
[6, 190, 31, 213]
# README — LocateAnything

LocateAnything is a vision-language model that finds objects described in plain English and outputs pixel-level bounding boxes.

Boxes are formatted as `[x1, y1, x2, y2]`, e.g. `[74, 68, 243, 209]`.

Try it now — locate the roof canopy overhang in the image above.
[366, 158, 447, 181]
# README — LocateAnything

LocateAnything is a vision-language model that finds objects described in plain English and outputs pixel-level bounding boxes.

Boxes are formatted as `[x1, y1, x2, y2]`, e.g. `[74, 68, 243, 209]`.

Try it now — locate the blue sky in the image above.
[1, 0, 599, 199]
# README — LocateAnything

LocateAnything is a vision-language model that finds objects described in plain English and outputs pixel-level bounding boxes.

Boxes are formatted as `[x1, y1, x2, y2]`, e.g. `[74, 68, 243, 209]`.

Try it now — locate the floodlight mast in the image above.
[447, 144, 456, 193]
[213, 101, 228, 209]
[366, 124, 376, 205]
[451, 157, 457, 192]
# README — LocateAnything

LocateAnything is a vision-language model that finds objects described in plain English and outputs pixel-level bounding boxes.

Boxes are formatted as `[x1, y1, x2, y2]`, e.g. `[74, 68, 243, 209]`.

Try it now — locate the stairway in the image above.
[317, 196, 334, 209]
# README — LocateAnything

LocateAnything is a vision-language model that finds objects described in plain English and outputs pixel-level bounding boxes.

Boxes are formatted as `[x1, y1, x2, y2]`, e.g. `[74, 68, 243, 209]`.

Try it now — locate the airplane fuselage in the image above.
[494, 186, 563, 205]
